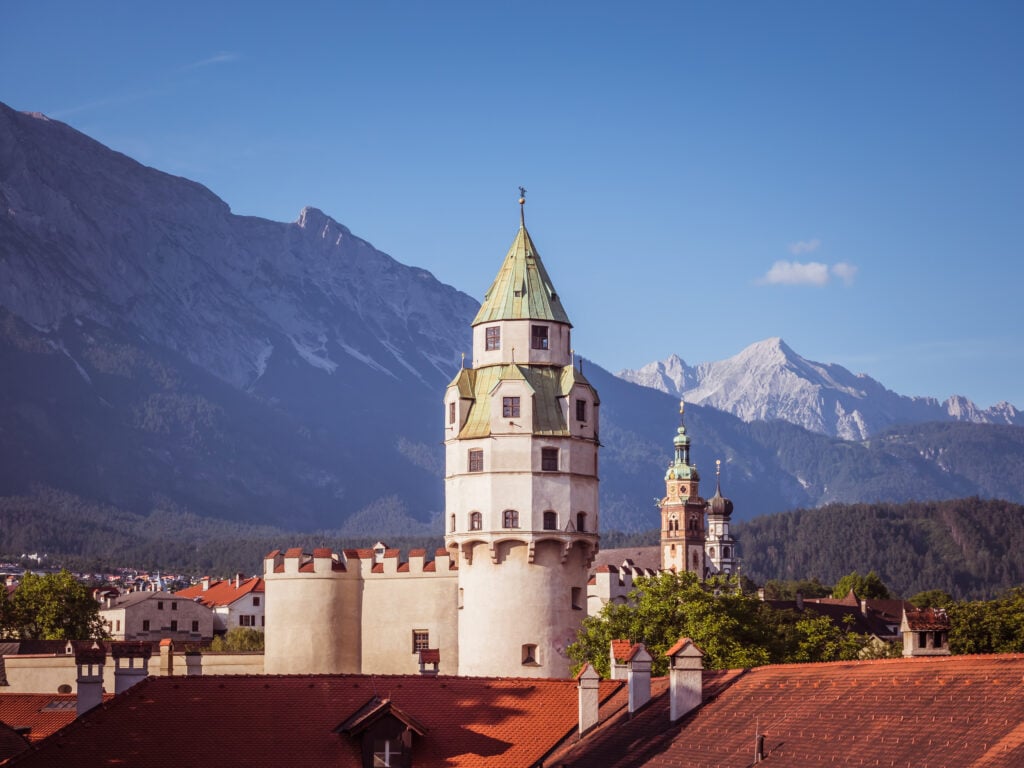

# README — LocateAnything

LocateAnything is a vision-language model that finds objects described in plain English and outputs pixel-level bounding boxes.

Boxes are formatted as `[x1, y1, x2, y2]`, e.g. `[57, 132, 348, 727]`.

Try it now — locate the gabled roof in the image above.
[471, 220, 571, 327]
[551, 655, 1024, 768]
[336, 696, 428, 737]
[176, 577, 265, 609]
[0, 693, 111, 743]
[9, 673, 623, 768]
[903, 607, 951, 631]
[456, 364, 591, 439]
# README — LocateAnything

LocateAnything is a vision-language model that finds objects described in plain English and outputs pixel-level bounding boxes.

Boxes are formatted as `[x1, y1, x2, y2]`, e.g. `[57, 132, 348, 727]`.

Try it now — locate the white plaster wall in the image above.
[457, 539, 590, 679]
[359, 572, 459, 675]
[472, 320, 571, 368]
[263, 559, 360, 675]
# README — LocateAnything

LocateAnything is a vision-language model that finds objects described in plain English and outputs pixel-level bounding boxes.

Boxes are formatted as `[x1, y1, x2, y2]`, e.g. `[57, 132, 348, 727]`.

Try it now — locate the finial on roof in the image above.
[461, 352, 465, 369]
[518, 186, 526, 227]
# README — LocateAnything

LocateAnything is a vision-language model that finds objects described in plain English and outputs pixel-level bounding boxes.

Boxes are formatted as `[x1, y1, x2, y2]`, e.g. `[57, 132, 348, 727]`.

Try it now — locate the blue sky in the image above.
[3, 1, 1022, 407]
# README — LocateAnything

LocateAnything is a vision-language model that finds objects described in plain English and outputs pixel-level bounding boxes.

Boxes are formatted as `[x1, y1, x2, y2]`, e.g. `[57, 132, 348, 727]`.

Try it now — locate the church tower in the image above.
[443, 191, 600, 679]
[659, 401, 706, 577]
[705, 460, 737, 575]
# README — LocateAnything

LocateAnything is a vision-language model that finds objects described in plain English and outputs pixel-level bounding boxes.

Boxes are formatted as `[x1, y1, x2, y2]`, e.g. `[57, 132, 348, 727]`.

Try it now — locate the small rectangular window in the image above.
[522, 643, 538, 665]
[240, 615, 255, 627]
[503, 509, 520, 528]
[503, 396, 520, 418]
[572, 587, 583, 610]
[413, 629, 430, 652]
[542, 447, 559, 471]
[468, 449, 484, 472]
[191, 620, 199, 633]
[142, 619, 150, 631]
[531, 325, 549, 350]
[458, 587, 464, 609]
[448, 401, 456, 424]
[171, 601, 178, 611]
[485, 326, 501, 351]
[253, 596, 260, 607]
[115, 619, 121, 632]
[576, 398, 587, 422]
[170, 620, 178, 632]
[470, 511, 482, 530]
[157, 601, 164, 610]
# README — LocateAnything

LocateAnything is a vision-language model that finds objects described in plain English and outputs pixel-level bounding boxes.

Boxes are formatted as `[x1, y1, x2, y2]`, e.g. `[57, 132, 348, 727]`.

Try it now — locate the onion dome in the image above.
[708, 459, 734, 517]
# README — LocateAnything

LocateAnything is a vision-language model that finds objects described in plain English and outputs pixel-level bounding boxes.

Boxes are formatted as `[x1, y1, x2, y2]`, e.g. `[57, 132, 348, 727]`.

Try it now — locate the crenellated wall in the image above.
[263, 546, 458, 676]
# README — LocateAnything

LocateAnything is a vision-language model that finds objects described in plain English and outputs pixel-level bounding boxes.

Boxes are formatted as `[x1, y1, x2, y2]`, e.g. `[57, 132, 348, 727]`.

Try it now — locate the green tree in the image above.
[5, 571, 106, 640]
[908, 590, 954, 609]
[832, 571, 891, 600]
[948, 587, 1024, 654]
[209, 627, 265, 652]
[763, 578, 831, 600]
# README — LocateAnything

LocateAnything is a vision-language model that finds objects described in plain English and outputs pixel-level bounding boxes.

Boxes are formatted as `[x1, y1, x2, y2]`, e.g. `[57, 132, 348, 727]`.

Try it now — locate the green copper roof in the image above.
[471, 222, 572, 327]
[453, 364, 595, 439]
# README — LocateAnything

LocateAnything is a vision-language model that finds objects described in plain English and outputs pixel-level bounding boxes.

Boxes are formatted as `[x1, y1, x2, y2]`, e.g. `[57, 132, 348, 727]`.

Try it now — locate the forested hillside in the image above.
[736, 497, 1024, 600]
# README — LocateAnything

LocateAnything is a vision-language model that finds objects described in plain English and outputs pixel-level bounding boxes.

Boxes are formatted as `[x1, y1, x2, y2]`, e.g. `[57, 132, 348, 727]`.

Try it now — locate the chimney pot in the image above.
[626, 643, 653, 714]
[666, 637, 704, 722]
[576, 663, 600, 735]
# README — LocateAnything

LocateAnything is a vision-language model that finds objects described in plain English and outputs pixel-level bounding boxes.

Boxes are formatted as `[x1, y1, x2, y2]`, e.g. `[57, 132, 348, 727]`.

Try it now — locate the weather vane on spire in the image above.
[519, 186, 527, 202]
[518, 186, 527, 226]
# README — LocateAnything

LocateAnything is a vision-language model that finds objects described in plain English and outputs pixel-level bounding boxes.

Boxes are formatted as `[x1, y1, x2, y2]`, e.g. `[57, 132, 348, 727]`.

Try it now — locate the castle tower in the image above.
[444, 191, 600, 678]
[659, 401, 706, 577]
[705, 460, 737, 574]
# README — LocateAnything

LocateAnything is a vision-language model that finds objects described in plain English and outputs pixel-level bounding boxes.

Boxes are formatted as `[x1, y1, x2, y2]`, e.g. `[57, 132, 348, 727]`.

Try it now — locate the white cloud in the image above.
[182, 52, 239, 71]
[758, 260, 830, 286]
[788, 238, 821, 255]
[831, 262, 858, 285]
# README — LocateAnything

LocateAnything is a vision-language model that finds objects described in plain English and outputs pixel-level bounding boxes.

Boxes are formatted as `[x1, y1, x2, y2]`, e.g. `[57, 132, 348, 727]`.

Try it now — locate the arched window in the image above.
[503, 509, 520, 528]
[543, 511, 558, 530]
[576, 512, 587, 533]
[469, 511, 482, 531]
[723, 546, 731, 559]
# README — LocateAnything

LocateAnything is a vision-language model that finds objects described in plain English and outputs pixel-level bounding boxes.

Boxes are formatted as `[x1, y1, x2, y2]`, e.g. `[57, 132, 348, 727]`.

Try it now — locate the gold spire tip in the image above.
[679, 398, 685, 415]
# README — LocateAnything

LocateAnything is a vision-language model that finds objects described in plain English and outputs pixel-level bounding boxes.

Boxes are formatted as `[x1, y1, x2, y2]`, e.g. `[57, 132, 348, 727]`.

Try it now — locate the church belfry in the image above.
[659, 400, 707, 577]
[443, 191, 600, 678]
[706, 459, 737, 575]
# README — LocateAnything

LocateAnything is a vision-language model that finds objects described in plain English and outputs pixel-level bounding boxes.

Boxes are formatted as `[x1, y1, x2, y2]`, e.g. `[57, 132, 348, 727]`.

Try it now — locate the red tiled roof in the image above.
[663, 637, 700, 657]
[554, 655, 1024, 767]
[0, 693, 112, 744]
[610, 640, 634, 663]
[177, 577, 265, 609]
[904, 607, 951, 630]
[9, 674, 623, 768]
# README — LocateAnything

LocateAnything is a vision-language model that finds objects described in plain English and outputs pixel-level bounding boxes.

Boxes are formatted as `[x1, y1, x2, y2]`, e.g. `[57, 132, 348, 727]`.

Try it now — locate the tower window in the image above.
[541, 447, 559, 471]
[503, 397, 520, 418]
[450, 514, 456, 532]
[458, 588, 464, 609]
[485, 326, 500, 351]
[531, 325, 549, 350]
[522, 644, 539, 665]
[412, 630, 430, 653]
[503, 509, 520, 528]
[576, 512, 587, 532]
[571, 587, 583, 610]
[723, 546, 731, 558]
[468, 449, 483, 472]
[543, 510, 557, 530]
[469, 511, 482, 531]
[448, 401, 456, 424]
[576, 398, 587, 422]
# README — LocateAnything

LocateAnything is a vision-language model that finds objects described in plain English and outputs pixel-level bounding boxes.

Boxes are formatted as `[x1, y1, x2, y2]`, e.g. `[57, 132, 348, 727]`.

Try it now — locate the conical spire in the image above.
[471, 190, 572, 327]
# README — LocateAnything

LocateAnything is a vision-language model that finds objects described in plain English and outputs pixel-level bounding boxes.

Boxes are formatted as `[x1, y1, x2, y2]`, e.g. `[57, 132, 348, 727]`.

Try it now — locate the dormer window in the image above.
[531, 325, 549, 350]
[337, 696, 426, 768]
[485, 326, 500, 351]
[503, 397, 520, 418]
[576, 398, 587, 422]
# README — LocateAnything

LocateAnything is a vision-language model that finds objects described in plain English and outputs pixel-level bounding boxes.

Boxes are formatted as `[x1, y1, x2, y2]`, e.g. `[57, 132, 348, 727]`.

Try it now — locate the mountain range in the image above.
[618, 340, 1022, 441]
[2, 100, 1023, 542]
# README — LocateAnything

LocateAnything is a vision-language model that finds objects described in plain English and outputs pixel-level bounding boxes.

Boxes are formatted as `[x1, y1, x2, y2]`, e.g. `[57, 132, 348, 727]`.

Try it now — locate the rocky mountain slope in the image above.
[2, 102, 1023, 538]
[619, 338, 1022, 440]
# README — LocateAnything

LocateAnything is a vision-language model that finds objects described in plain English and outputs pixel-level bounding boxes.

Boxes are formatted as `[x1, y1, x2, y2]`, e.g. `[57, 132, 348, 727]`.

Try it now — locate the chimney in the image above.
[201, 576, 211, 591]
[576, 663, 600, 735]
[860, 598, 868, 616]
[625, 643, 653, 714]
[418, 649, 440, 676]
[608, 639, 631, 681]
[74, 642, 106, 716]
[159, 638, 174, 676]
[185, 650, 202, 676]
[111, 641, 152, 694]
[666, 637, 704, 722]
[235, 573, 243, 588]
[795, 591, 804, 611]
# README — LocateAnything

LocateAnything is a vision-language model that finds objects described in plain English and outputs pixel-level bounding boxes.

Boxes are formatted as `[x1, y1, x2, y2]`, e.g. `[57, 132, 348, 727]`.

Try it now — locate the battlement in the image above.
[588, 561, 659, 606]
[264, 546, 457, 579]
